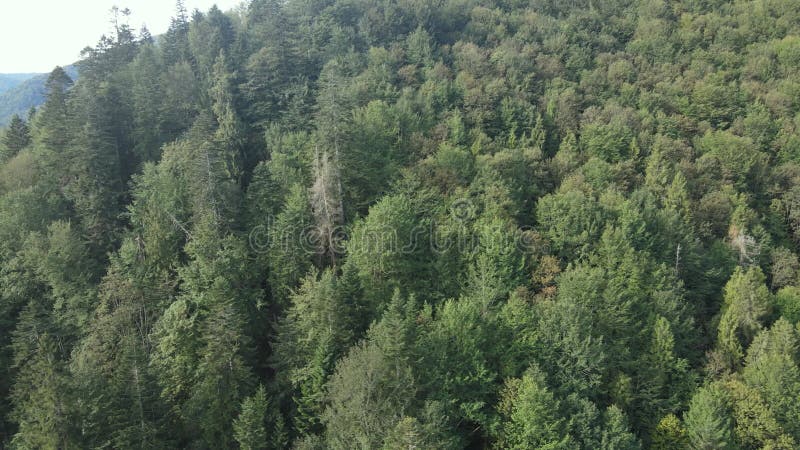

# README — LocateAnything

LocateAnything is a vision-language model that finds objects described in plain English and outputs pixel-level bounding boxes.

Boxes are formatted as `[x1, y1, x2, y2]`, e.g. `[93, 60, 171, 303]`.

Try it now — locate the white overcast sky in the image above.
[0, 0, 244, 73]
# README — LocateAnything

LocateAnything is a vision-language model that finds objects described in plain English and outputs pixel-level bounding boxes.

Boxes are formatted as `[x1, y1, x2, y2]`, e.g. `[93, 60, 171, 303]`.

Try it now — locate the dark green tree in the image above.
[234, 385, 270, 450]
[1, 115, 30, 160]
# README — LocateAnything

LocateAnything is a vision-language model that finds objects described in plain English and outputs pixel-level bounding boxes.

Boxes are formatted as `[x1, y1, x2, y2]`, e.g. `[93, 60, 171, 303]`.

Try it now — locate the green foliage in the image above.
[339, 100, 404, 213]
[381, 417, 428, 450]
[776, 286, 800, 324]
[494, 365, 572, 449]
[714, 266, 773, 372]
[417, 294, 499, 436]
[234, 385, 269, 450]
[582, 122, 635, 163]
[272, 269, 356, 436]
[346, 193, 433, 305]
[189, 7, 235, 81]
[267, 184, 315, 305]
[323, 320, 416, 448]
[4, 0, 800, 447]
[742, 319, 800, 441]
[0, 67, 77, 127]
[9, 331, 74, 450]
[650, 414, 688, 450]
[684, 383, 735, 450]
[1, 115, 30, 160]
[68, 246, 172, 449]
[210, 52, 246, 184]
[633, 316, 694, 433]
[600, 405, 641, 450]
[162, 1, 191, 66]
[723, 379, 795, 449]
[696, 130, 768, 191]
[31, 67, 72, 163]
[536, 188, 607, 259]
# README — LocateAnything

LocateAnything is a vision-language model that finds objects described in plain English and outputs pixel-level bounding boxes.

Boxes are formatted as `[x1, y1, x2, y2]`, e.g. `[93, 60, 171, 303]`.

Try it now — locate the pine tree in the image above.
[68, 239, 173, 449]
[10, 317, 74, 450]
[210, 52, 247, 184]
[684, 384, 734, 450]
[743, 319, 800, 441]
[665, 171, 693, 224]
[715, 267, 772, 372]
[130, 44, 167, 163]
[323, 293, 418, 449]
[272, 270, 355, 435]
[151, 215, 260, 446]
[346, 194, 433, 307]
[162, 0, 191, 66]
[324, 338, 417, 449]
[293, 333, 335, 436]
[242, 44, 290, 127]
[632, 316, 693, 433]
[467, 217, 527, 303]
[34, 67, 73, 152]
[268, 184, 315, 305]
[2, 115, 31, 160]
[139, 25, 154, 44]
[600, 406, 641, 450]
[495, 365, 571, 449]
[64, 83, 126, 254]
[723, 379, 794, 449]
[382, 417, 430, 450]
[161, 61, 200, 135]
[234, 385, 269, 450]
[188, 299, 253, 448]
[189, 6, 236, 82]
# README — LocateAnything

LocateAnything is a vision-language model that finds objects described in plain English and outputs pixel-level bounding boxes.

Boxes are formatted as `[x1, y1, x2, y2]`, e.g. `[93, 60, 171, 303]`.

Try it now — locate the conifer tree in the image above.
[210, 52, 246, 184]
[34, 67, 73, 153]
[323, 292, 418, 449]
[714, 267, 772, 372]
[235, 385, 270, 450]
[2, 115, 30, 160]
[162, 0, 191, 66]
[9, 293, 75, 449]
[600, 406, 641, 450]
[684, 384, 734, 450]
[495, 365, 572, 449]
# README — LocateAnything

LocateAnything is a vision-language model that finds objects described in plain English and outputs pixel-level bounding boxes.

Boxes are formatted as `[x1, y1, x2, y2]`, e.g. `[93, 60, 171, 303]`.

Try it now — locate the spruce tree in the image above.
[684, 384, 734, 450]
[235, 385, 270, 450]
[2, 115, 30, 160]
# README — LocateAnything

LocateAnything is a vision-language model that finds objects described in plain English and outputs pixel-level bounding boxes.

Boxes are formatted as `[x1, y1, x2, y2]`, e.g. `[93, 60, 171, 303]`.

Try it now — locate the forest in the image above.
[1, 0, 800, 448]
[0, 67, 79, 127]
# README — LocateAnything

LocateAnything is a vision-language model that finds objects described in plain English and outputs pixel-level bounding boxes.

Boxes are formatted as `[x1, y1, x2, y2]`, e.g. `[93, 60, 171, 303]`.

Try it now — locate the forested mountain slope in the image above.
[0, 66, 78, 126]
[0, 74, 37, 96]
[1, 0, 800, 448]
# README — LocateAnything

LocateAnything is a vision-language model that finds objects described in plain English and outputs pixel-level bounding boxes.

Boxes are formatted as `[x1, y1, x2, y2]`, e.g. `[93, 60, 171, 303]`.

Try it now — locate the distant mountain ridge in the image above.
[0, 66, 78, 126]
[0, 74, 38, 96]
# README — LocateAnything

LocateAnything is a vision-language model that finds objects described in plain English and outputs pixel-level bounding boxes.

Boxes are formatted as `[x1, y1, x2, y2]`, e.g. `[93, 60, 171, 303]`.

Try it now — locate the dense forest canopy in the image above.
[2, 0, 800, 448]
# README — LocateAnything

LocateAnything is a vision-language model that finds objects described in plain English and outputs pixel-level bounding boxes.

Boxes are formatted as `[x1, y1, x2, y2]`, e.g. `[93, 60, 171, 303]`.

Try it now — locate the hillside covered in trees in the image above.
[0, 67, 79, 126]
[0, 74, 37, 96]
[2, 0, 800, 448]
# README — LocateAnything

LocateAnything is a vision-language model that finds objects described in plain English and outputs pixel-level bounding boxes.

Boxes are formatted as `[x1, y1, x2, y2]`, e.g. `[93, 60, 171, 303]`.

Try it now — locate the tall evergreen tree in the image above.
[2, 115, 30, 160]
[34, 67, 73, 153]
[162, 0, 191, 66]
[495, 365, 572, 449]
[684, 384, 734, 450]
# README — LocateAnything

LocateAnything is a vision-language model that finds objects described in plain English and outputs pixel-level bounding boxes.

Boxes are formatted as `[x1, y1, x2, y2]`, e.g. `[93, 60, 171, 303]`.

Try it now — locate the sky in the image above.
[0, 0, 244, 73]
